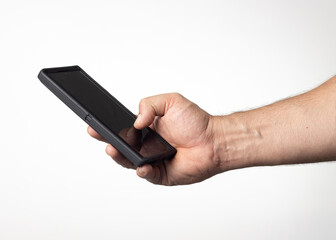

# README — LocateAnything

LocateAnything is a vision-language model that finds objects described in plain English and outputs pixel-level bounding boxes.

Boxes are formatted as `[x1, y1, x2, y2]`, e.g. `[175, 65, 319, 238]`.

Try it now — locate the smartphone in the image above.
[38, 66, 176, 167]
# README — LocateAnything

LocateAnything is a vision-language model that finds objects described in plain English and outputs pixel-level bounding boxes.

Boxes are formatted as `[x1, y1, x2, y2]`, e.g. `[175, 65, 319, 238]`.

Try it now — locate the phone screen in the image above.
[47, 69, 172, 158]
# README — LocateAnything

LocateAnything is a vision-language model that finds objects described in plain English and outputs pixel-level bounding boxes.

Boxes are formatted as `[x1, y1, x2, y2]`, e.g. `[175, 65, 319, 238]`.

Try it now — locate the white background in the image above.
[1, 0, 336, 239]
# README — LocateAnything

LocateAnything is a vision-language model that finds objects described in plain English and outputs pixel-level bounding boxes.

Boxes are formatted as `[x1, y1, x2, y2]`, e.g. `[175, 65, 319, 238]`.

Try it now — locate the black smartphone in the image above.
[38, 66, 176, 167]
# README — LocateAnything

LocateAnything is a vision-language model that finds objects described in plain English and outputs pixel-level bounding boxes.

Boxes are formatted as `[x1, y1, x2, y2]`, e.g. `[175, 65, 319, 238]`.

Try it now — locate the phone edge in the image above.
[38, 67, 146, 167]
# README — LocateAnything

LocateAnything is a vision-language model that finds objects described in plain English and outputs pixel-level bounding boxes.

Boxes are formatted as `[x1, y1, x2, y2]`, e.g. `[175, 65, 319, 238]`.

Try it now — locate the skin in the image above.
[88, 76, 336, 186]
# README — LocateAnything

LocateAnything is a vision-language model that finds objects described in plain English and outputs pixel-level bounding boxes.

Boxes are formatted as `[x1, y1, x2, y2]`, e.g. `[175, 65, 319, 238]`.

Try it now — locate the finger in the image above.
[106, 144, 136, 169]
[136, 164, 164, 185]
[87, 126, 108, 143]
[134, 93, 183, 129]
[118, 127, 142, 149]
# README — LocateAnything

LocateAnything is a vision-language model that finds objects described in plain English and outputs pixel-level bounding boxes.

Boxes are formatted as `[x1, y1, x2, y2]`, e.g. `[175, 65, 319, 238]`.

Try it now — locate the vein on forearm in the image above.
[218, 76, 336, 171]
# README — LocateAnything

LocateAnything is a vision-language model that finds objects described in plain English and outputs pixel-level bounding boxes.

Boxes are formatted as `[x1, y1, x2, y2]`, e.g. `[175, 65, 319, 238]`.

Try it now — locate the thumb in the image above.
[134, 93, 181, 129]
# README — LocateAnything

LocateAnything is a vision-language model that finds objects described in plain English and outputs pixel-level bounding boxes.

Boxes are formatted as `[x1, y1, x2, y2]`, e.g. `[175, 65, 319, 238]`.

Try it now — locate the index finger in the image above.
[87, 126, 108, 143]
[134, 93, 183, 129]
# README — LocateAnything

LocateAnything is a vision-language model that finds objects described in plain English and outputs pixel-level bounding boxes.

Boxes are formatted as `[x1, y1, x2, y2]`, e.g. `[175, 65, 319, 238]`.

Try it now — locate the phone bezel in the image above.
[38, 66, 176, 166]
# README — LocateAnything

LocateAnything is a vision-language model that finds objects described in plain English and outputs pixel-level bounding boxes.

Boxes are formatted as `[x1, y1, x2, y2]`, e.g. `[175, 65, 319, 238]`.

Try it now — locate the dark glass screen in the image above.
[48, 70, 171, 157]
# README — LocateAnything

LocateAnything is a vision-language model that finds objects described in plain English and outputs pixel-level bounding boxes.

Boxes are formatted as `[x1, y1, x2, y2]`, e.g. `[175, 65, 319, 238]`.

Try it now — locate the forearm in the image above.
[212, 76, 336, 172]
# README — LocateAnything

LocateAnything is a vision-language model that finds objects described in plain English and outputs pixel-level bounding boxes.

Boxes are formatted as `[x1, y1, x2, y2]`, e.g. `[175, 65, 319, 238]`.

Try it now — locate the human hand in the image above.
[87, 93, 221, 186]
[112, 126, 170, 158]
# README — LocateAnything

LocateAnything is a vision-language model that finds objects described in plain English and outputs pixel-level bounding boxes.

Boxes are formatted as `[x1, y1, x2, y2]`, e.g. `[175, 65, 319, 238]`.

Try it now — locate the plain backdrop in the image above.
[1, 0, 336, 239]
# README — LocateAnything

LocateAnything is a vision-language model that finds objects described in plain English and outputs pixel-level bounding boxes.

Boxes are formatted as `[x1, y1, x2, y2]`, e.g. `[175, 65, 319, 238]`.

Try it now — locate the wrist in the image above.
[208, 115, 234, 172]
[209, 113, 263, 172]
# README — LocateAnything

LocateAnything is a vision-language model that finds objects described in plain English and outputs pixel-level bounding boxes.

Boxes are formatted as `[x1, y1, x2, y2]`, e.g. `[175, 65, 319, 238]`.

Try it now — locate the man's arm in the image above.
[212, 76, 336, 172]
[88, 76, 336, 185]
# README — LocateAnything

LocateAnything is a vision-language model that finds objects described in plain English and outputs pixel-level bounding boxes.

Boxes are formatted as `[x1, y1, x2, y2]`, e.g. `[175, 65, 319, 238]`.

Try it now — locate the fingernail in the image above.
[135, 114, 142, 125]
[138, 166, 144, 176]
[106, 145, 112, 155]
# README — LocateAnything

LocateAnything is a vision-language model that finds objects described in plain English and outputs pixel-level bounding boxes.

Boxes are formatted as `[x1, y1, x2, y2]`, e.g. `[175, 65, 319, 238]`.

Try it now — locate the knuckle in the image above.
[139, 97, 149, 107]
[169, 92, 184, 103]
[171, 92, 182, 99]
